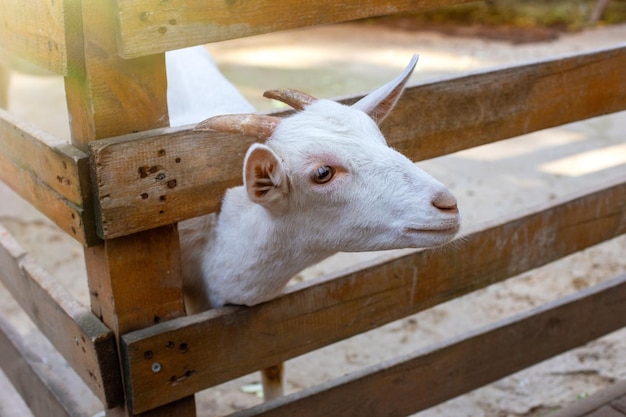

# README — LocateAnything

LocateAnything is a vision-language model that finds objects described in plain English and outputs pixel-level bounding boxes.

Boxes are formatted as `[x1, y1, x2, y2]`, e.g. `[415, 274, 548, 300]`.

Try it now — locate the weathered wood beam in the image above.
[381, 43, 626, 162]
[90, 44, 626, 239]
[64, 0, 196, 414]
[0, 109, 97, 246]
[0, 0, 82, 75]
[0, 223, 122, 407]
[120, 178, 625, 414]
[113, 0, 475, 59]
[0, 314, 103, 417]
[233, 274, 626, 417]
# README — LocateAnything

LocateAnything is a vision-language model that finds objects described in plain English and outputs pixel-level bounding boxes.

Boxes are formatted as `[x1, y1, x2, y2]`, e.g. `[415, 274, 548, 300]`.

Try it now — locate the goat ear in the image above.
[352, 55, 418, 125]
[244, 144, 289, 211]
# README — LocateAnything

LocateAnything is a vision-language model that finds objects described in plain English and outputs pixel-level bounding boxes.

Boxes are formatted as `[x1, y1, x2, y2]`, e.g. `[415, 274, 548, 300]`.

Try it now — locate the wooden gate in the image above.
[0, 1, 625, 416]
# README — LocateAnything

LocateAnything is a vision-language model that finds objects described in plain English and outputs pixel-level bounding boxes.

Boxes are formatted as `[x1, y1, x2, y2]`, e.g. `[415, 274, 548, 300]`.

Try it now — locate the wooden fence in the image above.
[0, 1, 624, 416]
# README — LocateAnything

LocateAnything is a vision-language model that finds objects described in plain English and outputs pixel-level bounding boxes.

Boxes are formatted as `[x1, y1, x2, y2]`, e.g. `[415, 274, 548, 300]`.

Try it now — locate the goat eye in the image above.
[311, 165, 335, 184]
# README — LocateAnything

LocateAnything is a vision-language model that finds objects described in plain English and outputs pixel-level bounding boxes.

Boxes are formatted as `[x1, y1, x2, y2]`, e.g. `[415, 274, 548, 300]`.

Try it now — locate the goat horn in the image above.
[194, 114, 281, 140]
[263, 89, 317, 111]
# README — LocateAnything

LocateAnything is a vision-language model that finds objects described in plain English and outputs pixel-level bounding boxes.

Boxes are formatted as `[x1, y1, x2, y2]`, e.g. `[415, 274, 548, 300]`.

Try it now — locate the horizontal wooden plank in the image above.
[91, 44, 626, 239]
[380, 43, 626, 162]
[233, 274, 626, 417]
[114, 0, 473, 59]
[0, 109, 98, 246]
[0, 0, 78, 75]
[0, 314, 103, 417]
[0, 223, 123, 408]
[0, 109, 85, 206]
[89, 125, 253, 239]
[121, 178, 626, 413]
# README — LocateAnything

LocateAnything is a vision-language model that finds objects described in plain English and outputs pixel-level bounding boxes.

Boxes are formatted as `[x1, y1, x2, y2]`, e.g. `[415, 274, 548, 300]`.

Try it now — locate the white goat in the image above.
[166, 46, 255, 126]
[170, 48, 460, 310]
[167, 46, 460, 398]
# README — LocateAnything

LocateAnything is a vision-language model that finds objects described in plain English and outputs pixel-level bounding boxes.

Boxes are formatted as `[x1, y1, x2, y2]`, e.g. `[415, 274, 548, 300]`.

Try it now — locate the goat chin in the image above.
[170, 47, 460, 309]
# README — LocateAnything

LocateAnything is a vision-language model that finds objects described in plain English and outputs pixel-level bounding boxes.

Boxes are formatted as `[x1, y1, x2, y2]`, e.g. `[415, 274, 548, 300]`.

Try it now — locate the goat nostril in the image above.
[432, 192, 458, 212]
[438, 203, 458, 213]
[433, 202, 458, 213]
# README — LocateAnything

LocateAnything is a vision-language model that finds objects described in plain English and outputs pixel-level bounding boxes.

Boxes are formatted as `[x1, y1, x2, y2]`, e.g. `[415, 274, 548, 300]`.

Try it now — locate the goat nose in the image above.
[432, 190, 458, 212]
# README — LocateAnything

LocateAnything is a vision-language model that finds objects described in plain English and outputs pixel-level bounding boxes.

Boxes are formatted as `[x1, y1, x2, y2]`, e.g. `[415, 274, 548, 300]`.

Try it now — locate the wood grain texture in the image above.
[65, 0, 185, 334]
[91, 226, 187, 336]
[81, 228, 197, 417]
[90, 127, 253, 239]
[380, 43, 626, 161]
[0, 223, 122, 408]
[0, 109, 84, 204]
[0, 314, 103, 417]
[90, 44, 626, 239]
[121, 179, 625, 413]
[232, 274, 626, 417]
[0, 108, 97, 246]
[64, 4, 169, 149]
[113, 0, 474, 58]
[0, 0, 75, 75]
[63, 1, 195, 415]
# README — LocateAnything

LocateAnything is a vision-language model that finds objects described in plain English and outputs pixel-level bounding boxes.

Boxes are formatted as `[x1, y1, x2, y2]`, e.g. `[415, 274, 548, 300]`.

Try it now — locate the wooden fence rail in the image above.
[0, 223, 122, 407]
[0, 314, 102, 417]
[0, 109, 95, 246]
[0, 0, 624, 416]
[0, 0, 77, 75]
[235, 273, 626, 417]
[113, 0, 475, 58]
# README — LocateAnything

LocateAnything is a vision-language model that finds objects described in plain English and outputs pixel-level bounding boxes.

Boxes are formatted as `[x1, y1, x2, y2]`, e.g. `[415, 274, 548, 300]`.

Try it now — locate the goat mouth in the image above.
[403, 224, 460, 235]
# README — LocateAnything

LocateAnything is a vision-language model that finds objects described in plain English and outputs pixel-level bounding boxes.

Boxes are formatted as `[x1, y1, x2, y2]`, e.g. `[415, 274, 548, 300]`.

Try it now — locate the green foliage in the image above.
[391, 0, 626, 31]
[603, 0, 626, 23]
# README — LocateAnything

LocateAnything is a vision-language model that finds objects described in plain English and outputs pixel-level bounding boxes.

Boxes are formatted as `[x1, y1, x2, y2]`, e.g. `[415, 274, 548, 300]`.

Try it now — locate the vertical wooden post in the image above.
[63, 1, 195, 415]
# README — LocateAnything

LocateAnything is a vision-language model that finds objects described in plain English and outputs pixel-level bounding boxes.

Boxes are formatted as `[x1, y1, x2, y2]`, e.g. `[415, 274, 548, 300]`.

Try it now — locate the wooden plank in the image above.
[232, 274, 626, 417]
[113, 0, 474, 59]
[90, 126, 253, 239]
[0, 108, 98, 246]
[0, 0, 79, 75]
[64, 11, 169, 150]
[120, 178, 626, 414]
[83, 226, 197, 417]
[0, 109, 84, 204]
[89, 226, 188, 336]
[64, 1, 196, 415]
[0, 223, 123, 408]
[90, 44, 626, 239]
[380, 43, 626, 162]
[0, 314, 103, 417]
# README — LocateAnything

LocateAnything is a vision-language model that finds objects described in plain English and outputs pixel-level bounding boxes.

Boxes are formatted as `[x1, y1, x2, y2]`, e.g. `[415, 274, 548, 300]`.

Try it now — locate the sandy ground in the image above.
[1, 21, 625, 417]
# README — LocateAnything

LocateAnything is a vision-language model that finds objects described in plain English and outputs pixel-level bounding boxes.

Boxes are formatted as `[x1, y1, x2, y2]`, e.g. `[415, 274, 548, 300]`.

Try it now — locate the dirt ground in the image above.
[1, 21, 625, 417]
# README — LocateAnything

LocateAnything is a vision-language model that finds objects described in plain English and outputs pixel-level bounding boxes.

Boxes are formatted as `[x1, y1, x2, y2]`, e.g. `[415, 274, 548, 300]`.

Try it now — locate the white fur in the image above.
[168, 47, 460, 311]
[166, 46, 254, 126]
